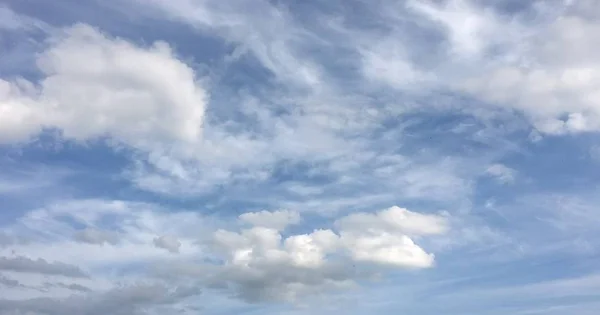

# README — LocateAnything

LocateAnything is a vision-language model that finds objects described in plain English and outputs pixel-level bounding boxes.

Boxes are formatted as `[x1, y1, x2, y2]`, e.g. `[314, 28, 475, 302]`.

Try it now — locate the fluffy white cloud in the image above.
[0, 23, 207, 149]
[335, 206, 449, 237]
[335, 206, 448, 267]
[418, 0, 600, 135]
[0, 79, 43, 143]
[203, 206, 448, 302]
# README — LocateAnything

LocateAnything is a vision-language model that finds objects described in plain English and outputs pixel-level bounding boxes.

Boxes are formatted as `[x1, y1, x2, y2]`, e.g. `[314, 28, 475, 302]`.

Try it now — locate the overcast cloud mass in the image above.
[1, 0, 600, 314]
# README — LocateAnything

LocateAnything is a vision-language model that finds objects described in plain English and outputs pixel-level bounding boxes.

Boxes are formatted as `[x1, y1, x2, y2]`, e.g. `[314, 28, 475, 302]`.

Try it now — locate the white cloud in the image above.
[204, 206, 448, 302]
[335, 206, 449, 236]
[485, 163, 516, 184]
[335, 206, 448, 267]
[239, 209, 301, 231]
[439, 1, 600, 135]
[0, 23, 207, 149]
[137, 0, 323, 90]
[0, 199, 450, 307]
[406, 0, 518, 59]
[0, 79, 43, 143]
[360, 39, 430, 88]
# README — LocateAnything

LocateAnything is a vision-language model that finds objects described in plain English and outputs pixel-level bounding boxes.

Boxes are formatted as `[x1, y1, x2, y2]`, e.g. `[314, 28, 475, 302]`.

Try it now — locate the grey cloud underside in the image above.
[44, 282, 92, 293]
[153, 235, 182, 253]
[0, 283, 202, 315]
[0, 274, 23, 288]
[0, 256, 88, 278]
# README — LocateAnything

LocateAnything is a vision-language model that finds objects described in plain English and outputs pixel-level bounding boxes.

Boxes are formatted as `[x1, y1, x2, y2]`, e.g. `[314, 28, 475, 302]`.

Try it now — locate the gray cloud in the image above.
[44, 282, 92, 293]
[0, 256, 88, 278]
[0, 274, 23, 288]
[0, 283, 201, 315]
[153, 235, 181, 254]
[73, 228, 119, 245]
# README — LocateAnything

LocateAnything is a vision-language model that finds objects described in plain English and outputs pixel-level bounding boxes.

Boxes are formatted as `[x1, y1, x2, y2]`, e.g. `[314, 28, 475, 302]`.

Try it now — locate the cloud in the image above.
[0, 5, 49, 31]
[335, 206, 449, 267]
[406, 0, 519, 59]
[45, 282, 92, 293]
[136, 0, 323, 90]
[0, 282, 201, 315]
[201, 206, 448, 302]
[3, 0, 599, 313]
[0, 274, 23, 288]
[153, 235, 181, 254]
[0, 200, 446, 306]
[0, 23, 207, 149]
[0, 256, 88, 278]
[440, 1, 600, 134]
[239, 209, 301, 231]
[335, 206, 449, 236]
[74, 228, 119, 245]
[4, 198, 210, 270]
[485, 164, 516, 184]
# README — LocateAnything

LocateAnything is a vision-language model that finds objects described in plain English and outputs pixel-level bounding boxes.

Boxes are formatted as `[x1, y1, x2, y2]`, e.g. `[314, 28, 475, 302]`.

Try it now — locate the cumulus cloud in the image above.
[335, 206, 448, 267]
[0, 256, 88, 278]
[203, 206, 448, 302]
[0, 23, 206, 148]
[335, 206, 449, 236]
[0, 196, 468, 308]
[436, 0, 600, 135]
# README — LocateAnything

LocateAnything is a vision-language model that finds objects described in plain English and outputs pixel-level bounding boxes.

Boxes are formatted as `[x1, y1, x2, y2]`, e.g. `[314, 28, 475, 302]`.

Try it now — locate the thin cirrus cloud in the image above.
[0, 0, 600, 314]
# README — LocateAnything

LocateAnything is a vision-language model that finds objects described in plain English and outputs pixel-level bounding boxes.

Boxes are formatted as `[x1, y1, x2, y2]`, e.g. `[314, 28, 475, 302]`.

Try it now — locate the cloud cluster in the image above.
[202, 206, 447, 302]
[412, 0, 600, 135]
[0, 199, 448, 309]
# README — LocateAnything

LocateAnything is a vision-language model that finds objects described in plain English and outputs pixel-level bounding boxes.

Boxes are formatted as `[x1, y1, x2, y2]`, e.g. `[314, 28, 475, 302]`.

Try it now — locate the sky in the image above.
[0, 0, 600, 314]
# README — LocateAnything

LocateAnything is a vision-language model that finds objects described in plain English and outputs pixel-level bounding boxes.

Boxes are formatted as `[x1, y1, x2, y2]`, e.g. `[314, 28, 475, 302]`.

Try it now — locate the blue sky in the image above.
[1, 0, 600, 314]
